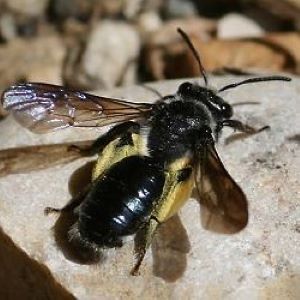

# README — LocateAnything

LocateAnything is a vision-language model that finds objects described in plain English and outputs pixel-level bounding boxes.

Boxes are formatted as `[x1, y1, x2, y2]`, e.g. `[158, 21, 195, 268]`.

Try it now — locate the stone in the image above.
[249, 0, 300, 29]
[137, 11, 162, 38]
[218, 13, 265, 39]
[81, 21, 140, 89]
[5, 0, 49, 17]
[0, 13, 17, 41]
[0, 34, 66, 89]
[49, 0, 93, 20]
[165, 0, 198, 18]
[122, 0, 143, 19]
[0, 77, 299, 299]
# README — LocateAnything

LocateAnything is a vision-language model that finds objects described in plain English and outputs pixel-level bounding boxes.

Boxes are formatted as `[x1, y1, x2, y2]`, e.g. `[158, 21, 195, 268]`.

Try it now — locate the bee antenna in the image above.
[218, 76, 291, 93]
[177, 28, 208, 86]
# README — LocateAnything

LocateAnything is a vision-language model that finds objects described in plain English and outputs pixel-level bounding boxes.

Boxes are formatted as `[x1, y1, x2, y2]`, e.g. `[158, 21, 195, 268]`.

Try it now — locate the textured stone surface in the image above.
[0, 77, 299, 299]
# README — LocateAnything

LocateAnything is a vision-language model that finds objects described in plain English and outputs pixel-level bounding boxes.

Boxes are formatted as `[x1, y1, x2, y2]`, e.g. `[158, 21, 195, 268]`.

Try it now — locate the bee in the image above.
[0, 28, 291, 275]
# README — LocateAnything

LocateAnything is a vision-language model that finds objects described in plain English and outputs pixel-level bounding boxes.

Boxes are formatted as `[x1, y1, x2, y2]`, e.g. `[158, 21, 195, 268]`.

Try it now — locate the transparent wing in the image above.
[195, 145, 248, 234]
[0, 140, 94, 177]
[1, 83, 152, 133]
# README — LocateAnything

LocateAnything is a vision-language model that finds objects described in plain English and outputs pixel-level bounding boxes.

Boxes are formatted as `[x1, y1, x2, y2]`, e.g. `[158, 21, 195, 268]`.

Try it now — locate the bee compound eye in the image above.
[221, 103, 233, 118]
[178, 82, 193, 96]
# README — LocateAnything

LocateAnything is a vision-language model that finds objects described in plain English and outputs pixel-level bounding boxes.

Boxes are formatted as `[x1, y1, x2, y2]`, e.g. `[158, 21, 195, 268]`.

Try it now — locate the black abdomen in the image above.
[78, 156, 165, 247]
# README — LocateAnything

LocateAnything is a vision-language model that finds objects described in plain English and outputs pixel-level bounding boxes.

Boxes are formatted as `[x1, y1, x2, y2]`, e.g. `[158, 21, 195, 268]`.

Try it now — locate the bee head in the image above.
[177, 81, 233, 120]
[176, 27, 290, 122]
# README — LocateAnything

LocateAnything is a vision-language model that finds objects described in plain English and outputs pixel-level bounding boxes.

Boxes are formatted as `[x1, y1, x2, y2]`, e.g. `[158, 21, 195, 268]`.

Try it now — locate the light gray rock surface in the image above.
[0, 77, 299, 299]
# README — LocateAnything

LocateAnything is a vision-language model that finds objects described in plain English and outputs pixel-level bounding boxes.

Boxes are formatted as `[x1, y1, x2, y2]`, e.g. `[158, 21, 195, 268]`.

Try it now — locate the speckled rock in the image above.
[0, 77, 299, 299]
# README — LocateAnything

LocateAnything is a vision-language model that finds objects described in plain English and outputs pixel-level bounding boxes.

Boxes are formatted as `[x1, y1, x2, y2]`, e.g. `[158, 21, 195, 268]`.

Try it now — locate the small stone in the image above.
[5, 0, 50, 17]
[0, 35, 66, 89]
[137, 11, 163, 38]
[122, 0, 143, 19]
[165, 0, 198, 18]
[218, 13, 265, 39]
[0, 13, 17, 41]
[49, 0, 92, 20]
[81, 21, 140, 89]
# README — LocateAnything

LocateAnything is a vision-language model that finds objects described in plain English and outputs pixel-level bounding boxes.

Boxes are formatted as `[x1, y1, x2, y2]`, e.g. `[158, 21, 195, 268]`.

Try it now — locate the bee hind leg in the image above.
[131, 216, 160, 276]
[44, 183, 91, 215]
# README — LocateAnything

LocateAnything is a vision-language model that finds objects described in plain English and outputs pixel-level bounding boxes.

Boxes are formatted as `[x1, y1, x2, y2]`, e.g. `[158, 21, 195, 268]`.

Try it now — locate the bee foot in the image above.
[258, 125, 270, 132]
[130, 265, 141, 276]
[44, 206, 61, 215]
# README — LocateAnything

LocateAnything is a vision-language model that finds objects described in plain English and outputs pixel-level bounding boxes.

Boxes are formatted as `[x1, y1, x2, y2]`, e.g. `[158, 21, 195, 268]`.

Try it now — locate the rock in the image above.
[0, 35, 66, 90]
[144, 32, 300, 80]
[5, 0, 49, 17]
[0, 77, 298, 299]
[164, 0, 198, 18]
[49, 0, 150, 21]
[142, 17, 217, 80]
[137, 12, 162, 40]
[81, 21, 140, 89]
[132, 0, 165, 14]
[218, 13, 265, 39]
[49, 0, 93, 20]
[248, 0, 300, 29]
[147, 18, 216, 46]
[122, 0, 143, 19]
[0, 13, 17, 41]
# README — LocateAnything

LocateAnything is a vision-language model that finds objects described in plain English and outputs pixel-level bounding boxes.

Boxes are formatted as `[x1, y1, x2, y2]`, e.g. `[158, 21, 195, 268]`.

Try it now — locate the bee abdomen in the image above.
[77, 155, 165, 247]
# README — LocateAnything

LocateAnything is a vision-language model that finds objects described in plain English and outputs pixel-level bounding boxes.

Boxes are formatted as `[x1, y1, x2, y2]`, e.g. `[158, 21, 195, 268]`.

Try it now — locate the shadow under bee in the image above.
[224, 127, 269, 145]
[287, 134, 300, 145]
[225, 132, 254, 145]
[134, 214, 190, 282]
[51, 160, 104, 265]
[151, 214, 191, 282]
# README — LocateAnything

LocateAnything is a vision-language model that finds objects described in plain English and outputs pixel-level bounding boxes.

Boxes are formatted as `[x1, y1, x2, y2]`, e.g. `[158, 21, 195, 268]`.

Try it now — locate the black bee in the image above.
[0, 28, 291, 275]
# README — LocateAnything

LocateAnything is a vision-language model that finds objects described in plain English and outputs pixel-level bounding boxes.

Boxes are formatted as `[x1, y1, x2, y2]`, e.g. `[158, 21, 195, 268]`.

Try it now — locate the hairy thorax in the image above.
[147, 100, 214, 163]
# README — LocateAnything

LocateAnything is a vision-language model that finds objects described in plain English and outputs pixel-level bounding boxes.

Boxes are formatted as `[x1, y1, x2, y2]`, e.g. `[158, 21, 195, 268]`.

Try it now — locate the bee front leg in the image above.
[220, 119, 269, 134]
[131, 216, 160, 276]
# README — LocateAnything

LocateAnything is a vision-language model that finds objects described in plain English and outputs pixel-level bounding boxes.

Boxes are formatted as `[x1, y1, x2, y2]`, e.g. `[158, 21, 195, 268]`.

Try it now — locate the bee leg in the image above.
[131, 216, 160, 276]
[220, 119, 269, 134]
[44, 183, 91, 215]
[69, 121, 140, 156]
